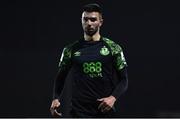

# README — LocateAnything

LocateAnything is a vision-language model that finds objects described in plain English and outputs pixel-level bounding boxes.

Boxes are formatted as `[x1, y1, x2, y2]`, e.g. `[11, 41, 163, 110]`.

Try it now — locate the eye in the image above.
[90, 18, 97, 22]
[83, 17, 88, 22]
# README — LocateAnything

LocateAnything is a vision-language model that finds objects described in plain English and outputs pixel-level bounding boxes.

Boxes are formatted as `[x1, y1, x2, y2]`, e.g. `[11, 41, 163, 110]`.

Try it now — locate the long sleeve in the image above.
[111, 67, 128, 99]
[111, 43, 128, 99]
[53, 47, 72, 99]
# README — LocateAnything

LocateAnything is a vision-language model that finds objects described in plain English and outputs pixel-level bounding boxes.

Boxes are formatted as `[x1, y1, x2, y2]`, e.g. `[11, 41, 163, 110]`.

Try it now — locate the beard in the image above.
[84, 27, 98, 36]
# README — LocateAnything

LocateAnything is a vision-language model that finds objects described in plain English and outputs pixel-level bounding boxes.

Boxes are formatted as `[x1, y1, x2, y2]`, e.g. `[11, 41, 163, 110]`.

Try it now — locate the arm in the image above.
[97, 43, 128, 112]
[111, 43, 128, 99]
[50, 47, 72, 116]
[53, 47, 72, 99]
[111, 66, 128, 99]
[53, 66, 70, 99]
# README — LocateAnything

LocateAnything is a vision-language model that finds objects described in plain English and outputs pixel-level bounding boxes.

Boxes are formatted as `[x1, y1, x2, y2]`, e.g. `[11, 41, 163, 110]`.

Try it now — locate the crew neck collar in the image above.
[81, 36, 103, 42]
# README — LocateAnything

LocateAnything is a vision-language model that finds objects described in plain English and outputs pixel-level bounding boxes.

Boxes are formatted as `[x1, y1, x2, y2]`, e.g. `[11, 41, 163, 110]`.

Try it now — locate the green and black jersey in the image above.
[53, 37, 128, 103]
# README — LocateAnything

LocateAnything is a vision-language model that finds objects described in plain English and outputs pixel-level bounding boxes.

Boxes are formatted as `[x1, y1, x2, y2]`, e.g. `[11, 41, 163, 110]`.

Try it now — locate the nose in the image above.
[87, 19, 93, 25]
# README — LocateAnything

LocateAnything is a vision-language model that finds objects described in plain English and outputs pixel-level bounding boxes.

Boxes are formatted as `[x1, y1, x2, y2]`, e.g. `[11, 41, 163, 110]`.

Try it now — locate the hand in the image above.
[50, 99, 62, 117]
[97, 96, 116, 113]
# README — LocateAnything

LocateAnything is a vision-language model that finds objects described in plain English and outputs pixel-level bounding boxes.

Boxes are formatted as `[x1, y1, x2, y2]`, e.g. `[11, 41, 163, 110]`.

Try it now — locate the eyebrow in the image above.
[83, 17, 97, 21]
[83, 16, 97, 18]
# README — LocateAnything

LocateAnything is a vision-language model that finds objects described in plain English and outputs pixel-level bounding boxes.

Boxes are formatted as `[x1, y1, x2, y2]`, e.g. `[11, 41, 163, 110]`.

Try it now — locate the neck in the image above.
[84, 32, 101, 41]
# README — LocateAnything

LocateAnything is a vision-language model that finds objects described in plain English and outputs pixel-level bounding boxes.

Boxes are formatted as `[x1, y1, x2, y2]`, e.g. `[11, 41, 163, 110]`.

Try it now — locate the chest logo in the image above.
[100, 46, 110, 56]
[74, 51, 81, 56]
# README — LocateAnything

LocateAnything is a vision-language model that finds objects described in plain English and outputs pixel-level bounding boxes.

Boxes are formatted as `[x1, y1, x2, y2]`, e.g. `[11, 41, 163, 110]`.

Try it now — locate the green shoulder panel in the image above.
[58, 40, 78, 70]
[102, 37, 127, 71]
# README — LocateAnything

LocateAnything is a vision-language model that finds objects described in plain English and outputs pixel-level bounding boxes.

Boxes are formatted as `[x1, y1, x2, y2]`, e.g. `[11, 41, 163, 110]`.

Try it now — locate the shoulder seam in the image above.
[63, 40, 79, 58]
[102, 37, 122, 55]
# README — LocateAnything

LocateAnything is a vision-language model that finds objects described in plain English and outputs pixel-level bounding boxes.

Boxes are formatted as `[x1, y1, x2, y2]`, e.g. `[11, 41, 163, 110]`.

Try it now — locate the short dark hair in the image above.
[82, 3, 102, 15]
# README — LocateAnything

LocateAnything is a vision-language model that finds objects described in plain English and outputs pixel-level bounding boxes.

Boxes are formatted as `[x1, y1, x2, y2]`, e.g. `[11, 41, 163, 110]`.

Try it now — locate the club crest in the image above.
[100, 46, 110, 56]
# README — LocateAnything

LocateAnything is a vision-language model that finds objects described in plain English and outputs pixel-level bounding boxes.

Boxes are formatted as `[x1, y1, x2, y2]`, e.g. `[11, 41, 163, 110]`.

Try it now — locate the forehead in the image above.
[82, 12, 100, 18]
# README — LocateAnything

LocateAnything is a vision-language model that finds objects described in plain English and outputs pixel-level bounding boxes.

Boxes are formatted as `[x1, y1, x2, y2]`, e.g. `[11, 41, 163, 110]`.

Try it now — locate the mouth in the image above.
[87, 28, 94, 31]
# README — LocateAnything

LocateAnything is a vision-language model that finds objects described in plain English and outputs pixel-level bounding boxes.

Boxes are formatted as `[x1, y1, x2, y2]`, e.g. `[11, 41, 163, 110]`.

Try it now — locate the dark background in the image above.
[0, 0, 179, 117]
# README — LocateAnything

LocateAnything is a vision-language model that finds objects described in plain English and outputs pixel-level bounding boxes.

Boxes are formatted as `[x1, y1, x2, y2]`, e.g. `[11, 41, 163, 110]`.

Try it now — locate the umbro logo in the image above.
[74, 51, 81, 56]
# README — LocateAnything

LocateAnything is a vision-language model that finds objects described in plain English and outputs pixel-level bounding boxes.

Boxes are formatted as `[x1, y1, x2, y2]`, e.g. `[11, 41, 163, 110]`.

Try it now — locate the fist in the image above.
[50, 99, 62, 117]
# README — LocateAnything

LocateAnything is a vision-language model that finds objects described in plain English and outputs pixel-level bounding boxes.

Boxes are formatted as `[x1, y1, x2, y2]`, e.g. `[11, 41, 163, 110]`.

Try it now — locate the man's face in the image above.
[81, 12, 103, 36]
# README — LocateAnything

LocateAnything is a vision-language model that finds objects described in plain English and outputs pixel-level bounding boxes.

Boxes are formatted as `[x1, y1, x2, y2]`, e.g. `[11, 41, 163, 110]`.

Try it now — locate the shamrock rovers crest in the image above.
[100, 46, 110, 56]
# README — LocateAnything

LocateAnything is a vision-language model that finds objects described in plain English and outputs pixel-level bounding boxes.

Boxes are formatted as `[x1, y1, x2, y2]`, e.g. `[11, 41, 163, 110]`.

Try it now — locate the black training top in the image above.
[53, 37, 128, 103]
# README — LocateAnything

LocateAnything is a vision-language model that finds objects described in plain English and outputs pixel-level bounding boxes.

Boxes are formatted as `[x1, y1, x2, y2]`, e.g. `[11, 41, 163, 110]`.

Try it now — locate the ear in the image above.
[99, 18, 103, 27]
